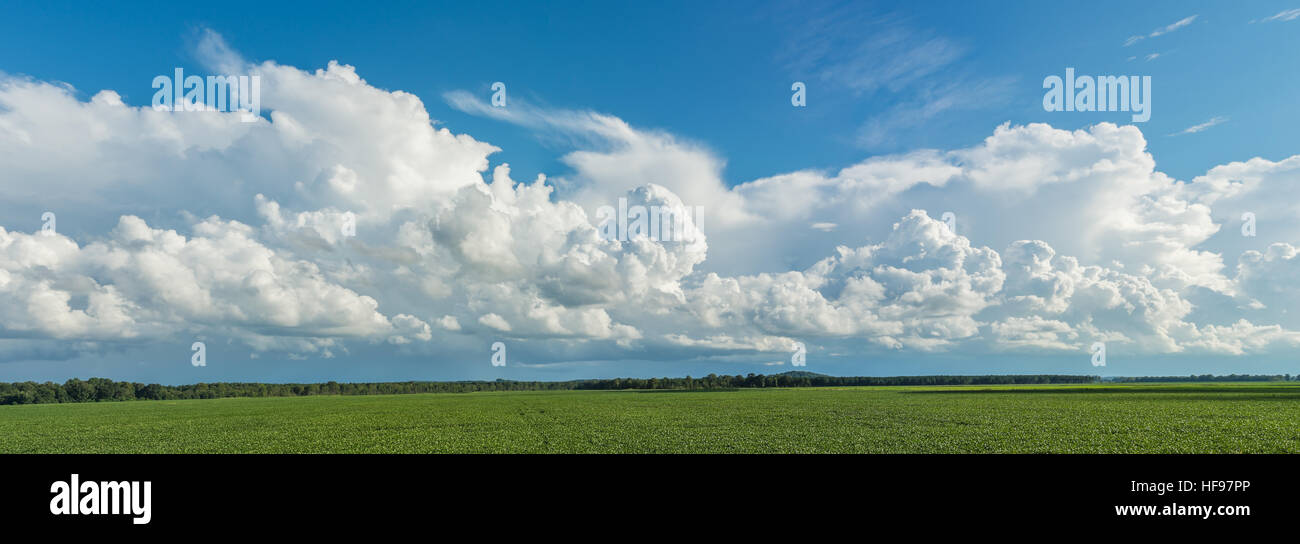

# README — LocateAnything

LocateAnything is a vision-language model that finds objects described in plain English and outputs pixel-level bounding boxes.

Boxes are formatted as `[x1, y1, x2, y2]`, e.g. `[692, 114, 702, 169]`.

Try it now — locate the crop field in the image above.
[1, 383, 1297, 453]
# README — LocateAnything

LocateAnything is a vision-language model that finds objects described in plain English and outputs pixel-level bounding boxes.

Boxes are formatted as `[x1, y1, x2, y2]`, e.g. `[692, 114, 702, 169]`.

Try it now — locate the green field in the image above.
[2, 383, 1298, 453]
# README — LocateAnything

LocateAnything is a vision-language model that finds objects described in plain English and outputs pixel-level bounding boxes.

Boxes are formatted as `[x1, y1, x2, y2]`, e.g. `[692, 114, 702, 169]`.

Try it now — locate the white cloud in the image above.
[1150, 15, 1198, 37]
[1124, 15, 1198, 46]
[478, 313, 512, 332]
[2, 31, 1299, 368]
[436, 315, 462, 331]
[0, 216, 413, 356]
[1234, 243, 1300, 329]
[1170, 116, 1228, 136]
[1258, 9, 1300, 23]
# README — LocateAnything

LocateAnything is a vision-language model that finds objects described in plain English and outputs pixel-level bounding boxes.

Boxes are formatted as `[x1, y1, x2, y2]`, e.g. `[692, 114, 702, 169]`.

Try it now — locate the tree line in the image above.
[0, 373, 1104, 405]
[1110, 374, 1297, 383]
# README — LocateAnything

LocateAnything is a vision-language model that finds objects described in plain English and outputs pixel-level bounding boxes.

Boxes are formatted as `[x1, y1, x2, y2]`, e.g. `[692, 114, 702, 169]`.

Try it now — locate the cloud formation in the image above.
[1125, 15, 1198, 46]
[1171, 117, 1228, 136]
[2, 32, 1299, 369]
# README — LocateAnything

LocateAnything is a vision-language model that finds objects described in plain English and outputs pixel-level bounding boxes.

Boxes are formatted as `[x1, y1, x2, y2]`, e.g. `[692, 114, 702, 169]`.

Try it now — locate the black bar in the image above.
[7, 454, 1285, 531]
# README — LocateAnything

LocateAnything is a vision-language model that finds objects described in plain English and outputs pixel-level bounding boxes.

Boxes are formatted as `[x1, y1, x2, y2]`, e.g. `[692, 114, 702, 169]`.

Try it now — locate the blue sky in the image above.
[1, 1, 1300, 383]
[4, 1, 1296, 183]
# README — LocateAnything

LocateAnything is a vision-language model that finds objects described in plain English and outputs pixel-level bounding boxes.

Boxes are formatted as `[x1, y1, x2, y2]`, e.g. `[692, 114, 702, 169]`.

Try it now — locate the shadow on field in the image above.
[905, 386, 1300, 396]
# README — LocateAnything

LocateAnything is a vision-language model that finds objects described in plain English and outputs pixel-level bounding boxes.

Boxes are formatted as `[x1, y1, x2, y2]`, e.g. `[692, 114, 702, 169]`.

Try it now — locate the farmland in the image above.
[1, 383, 1297, 453]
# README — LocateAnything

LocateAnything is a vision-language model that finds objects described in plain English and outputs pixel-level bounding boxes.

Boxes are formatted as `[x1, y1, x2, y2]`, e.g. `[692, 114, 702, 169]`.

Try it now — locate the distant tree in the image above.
[137, 384, 166, 400]
[63, 379, 96, 402]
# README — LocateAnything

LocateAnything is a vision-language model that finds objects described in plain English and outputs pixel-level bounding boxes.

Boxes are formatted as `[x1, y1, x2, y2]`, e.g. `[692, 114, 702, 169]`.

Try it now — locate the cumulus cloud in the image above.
[0, 216, 419, 358]
[2, 31, 1299, 369]
[681, 210, 1004, 352]
[1233, 243, 1300, 330]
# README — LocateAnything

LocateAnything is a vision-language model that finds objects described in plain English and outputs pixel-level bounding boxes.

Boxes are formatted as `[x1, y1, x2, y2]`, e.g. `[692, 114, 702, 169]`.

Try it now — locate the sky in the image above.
[1, 1, 1299, 384]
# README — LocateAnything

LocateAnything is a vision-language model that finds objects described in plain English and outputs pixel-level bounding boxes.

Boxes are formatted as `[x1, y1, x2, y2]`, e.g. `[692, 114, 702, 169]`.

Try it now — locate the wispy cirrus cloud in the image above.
[1150, 15, 1199, 36]
[1125, 15, 1198, 46]
[856, 74, 1016, 149]
[773, 3, 1013, 150]
[1253, 8, 1300, 23]
[775, 4, 964, 95]
[1170, 116, 1229, 136]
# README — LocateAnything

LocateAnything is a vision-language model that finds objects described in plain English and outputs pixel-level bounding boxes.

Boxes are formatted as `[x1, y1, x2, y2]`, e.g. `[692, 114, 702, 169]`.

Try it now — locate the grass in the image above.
[1, 382, 1298, 453]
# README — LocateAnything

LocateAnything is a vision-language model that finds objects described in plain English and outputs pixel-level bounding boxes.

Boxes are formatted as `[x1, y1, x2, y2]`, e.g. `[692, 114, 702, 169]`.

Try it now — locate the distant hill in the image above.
[773, 371, 832, 378]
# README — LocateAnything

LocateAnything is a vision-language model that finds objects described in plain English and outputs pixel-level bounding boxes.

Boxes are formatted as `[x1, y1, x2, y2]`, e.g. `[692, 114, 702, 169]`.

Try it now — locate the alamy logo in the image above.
[490, 341, 506, 367]
[1241, 212, 1256, 237]
[1091, 341, 1107, 367]
[49, 474, 151, 525]
[595, 198, 703, 243]
[491, 82, 507, 107]
[940, 211, 956, 234]
[152, 68, 261, 122]
[1043, 68, 1150, 122]
[191, 341, 206, 367]
[41, 211, 56, 236]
